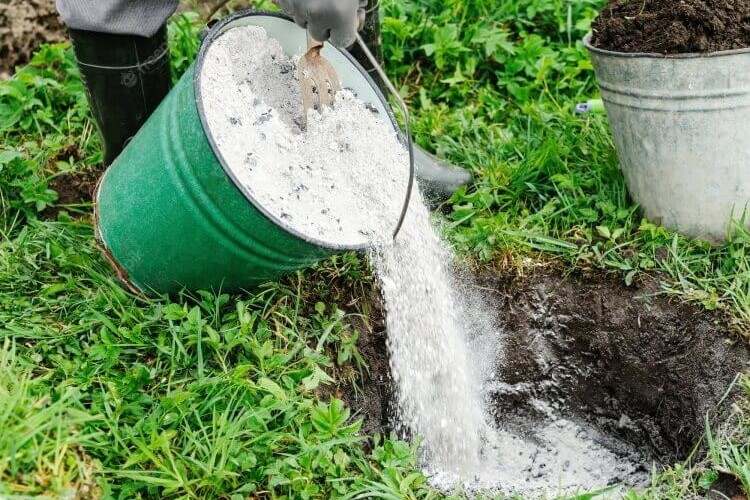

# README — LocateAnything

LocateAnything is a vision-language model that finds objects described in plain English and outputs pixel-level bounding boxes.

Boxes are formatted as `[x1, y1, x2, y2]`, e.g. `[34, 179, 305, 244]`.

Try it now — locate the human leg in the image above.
[56, 0, 176, 164]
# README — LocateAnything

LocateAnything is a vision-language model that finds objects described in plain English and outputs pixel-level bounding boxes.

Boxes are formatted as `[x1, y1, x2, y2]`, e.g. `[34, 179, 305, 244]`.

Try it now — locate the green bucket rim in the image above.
[194, 10, 413, 252]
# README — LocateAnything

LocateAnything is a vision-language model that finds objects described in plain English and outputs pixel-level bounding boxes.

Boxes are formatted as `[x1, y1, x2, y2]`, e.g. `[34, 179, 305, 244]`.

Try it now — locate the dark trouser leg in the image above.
[347, 2, 472, 205]
[70, 26, 172, 165]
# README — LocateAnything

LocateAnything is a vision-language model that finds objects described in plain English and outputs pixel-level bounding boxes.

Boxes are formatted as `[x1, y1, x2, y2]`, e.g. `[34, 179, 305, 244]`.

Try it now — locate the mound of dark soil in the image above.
[43, 166, 103, 219]
[0, 0, 66, 78]
[592, 0, 750, 54]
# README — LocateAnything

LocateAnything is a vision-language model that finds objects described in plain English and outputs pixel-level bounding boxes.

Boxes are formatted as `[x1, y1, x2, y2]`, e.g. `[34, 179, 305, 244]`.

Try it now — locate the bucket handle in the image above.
[354, 33, 414, 240]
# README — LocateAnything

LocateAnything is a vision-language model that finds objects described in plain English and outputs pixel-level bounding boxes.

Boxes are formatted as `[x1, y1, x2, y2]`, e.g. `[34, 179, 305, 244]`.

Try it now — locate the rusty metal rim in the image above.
[93, 170, 146, 296]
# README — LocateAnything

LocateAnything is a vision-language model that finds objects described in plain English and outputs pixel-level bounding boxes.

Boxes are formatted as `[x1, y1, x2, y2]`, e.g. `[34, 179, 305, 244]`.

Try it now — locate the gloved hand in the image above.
[275, 0, 367, 48]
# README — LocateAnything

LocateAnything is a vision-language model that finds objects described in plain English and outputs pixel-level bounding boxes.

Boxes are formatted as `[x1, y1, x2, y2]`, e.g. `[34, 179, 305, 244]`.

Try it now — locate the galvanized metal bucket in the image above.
[95, 11, 413, 294]
[584, 34, 750, 243]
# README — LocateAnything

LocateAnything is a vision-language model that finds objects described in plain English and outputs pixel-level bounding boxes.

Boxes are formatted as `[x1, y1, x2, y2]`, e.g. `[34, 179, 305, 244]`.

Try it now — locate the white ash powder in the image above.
[369, 187, 491, 478]
[199, 25, 410, 248]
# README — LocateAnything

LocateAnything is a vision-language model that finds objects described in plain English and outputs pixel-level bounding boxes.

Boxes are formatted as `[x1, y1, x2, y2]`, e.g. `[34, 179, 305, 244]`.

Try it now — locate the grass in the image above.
[0, 339, 102, 497]
[0, 216, 436, 498]
[706, 384, 750, 494]
[0, 0, 748, 498]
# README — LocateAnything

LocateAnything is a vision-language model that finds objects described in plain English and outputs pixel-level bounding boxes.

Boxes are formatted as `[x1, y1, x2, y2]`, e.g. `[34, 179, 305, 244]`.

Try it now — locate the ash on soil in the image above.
[484, 269, 750, 464]
[592, 0, 750, 54]
[0, 0, 65, 78]
[344, 267, 750, 492]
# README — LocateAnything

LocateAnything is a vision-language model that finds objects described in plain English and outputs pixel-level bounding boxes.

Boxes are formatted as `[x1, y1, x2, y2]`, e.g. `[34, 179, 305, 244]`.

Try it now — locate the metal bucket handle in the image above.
[354, 33, 414, 239]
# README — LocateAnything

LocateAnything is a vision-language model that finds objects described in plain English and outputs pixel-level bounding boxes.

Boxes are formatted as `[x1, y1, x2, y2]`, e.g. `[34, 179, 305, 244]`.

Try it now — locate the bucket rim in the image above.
[583, 32, 750, 60]
[194, 9, 412, 253]
[93, 168, 148, 295]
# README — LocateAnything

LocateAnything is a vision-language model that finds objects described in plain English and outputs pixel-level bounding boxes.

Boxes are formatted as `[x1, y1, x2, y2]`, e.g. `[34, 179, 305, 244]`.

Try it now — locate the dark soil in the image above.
[309, 274, 398, 439]
[0, 0, 66, 78]
[483, 269, 749, 464]
[709, 472, 747, 499]
[43, 166, 103, 219]
[339, 305, 397, 438]
[592, 0, 750, 54]
[345, 267, 750, 483]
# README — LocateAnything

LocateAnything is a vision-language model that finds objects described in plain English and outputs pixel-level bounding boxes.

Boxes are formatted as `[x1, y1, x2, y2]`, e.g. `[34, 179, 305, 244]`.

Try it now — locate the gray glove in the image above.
[276, 0, 367, 48]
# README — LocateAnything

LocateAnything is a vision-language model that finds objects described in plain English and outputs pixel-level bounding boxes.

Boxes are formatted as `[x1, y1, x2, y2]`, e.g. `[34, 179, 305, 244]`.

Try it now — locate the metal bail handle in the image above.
[354, 33, 415, 240]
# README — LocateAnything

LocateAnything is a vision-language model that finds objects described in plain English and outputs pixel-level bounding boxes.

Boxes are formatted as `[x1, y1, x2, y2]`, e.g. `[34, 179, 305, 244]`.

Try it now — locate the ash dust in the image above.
[368, 188, 494, 477]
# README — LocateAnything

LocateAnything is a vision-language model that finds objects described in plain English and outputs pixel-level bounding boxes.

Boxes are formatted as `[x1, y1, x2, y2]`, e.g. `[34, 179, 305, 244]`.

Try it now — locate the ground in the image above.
[0, 0, 65, 78]
[1, 0, 749, 499]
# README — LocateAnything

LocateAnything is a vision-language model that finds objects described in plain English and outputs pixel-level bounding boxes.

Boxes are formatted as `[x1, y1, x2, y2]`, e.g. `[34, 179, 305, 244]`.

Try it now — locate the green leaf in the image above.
[472, 26, 514, 59]
[253, 339, 274, 361]
[258, 377, 287, 401]
[301, 365, 334, 391]
[697, 469, 719, 490]
[0, 149, 22, 165]
[596, 225, 611, 240]
[311, 399, 350, 436]
[41, 282, 67, 297]
[163, 303, 186, 321]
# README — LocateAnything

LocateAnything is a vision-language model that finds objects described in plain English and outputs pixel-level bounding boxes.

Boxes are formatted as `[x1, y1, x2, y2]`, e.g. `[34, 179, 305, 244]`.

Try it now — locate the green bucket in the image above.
[95, 11, 413, 294]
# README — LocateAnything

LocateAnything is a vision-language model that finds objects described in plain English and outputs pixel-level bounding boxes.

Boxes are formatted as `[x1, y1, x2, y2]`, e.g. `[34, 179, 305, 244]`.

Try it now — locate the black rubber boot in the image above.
[348, 2, 472, 206]
[70, 26, 172, 165]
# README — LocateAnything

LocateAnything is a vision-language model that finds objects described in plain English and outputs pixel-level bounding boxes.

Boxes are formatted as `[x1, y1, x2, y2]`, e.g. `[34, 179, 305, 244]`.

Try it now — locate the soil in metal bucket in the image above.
[591, 0, 750, 54]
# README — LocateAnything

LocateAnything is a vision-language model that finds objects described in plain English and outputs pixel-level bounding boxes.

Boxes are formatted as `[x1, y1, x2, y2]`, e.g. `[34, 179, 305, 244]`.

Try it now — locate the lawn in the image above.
[1, 0, 749, 498]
